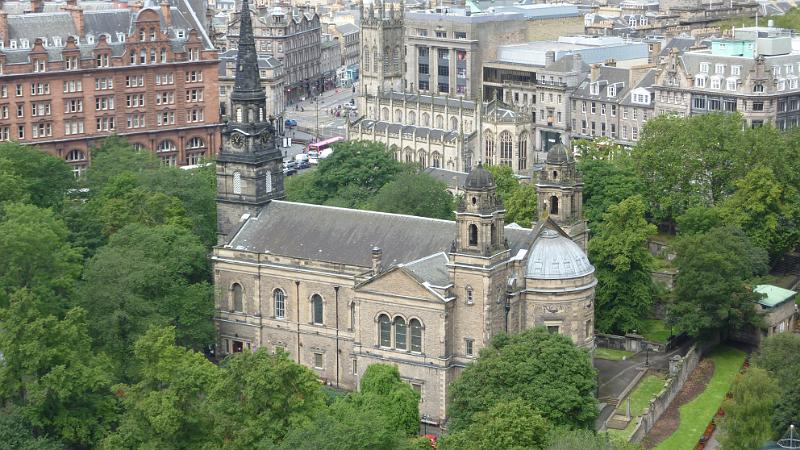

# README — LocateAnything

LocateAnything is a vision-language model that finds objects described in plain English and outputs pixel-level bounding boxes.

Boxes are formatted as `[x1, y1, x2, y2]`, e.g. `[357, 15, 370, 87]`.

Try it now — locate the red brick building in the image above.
[0, 0, 219, 176]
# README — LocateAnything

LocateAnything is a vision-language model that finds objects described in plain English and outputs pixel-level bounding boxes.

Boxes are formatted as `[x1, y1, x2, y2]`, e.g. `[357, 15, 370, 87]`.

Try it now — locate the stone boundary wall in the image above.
[596, 333, 666, 353]
[629, 344, 700, 443]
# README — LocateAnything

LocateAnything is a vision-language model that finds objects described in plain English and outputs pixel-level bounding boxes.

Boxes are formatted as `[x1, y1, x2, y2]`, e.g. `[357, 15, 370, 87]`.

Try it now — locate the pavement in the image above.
[594, 342, 693, 430]
[285, 87, 356, 139]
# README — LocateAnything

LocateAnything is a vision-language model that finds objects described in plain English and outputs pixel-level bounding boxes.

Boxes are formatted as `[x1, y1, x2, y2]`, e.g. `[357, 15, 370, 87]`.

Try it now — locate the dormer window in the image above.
[175, 29, 186, 39]
[753, 83, 764, 93]
[778, 79, 786, 91]
[732, 65, 741, 76]
[727, 78, 738, 91]
[116, 33, 125, 43]
[607, 85, 617, 97]
[20, 39, 29, 49]
[639, 16, 646, 26]
[694, 75, 706, 88]
[699, 62, 709, 73]
[9, 40, 17, 49]
[33, 59, 46, 73]
[628, 17, 636, 27]
[772, 66, 780, 76]
[96, 53, 110, 68]
[715, 63, 725, 74]
[139, 28, 146, 41]
[54, 37, 62, 46]
[589, 83, 599, 95]
[86, 35, 94, 44]
[150, 28, 157, 41]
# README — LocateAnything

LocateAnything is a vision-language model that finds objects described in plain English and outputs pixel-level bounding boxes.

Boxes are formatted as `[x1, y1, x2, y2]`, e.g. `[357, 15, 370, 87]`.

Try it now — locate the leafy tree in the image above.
[676, 206, 722, 236]
[0, 290, 116, 448]
[285, 171, 324, 204]
[0, 142, 74, 209]
[85, 135, 160, 190]
[0, 203, 82, 314]
[80, 224, 214, 376]
[208, 349, 326, 448]
[439, 400, 553, 450]
[0, 405, 65, 450]
[100, 327, 219, 450]
[719, 165, 800, 260]
[719, 368, 781, 450]
[368, 173, 455, 219]
[546, 429, 642, 450]
[589, 196, 657, 334]
[578, 157, 644, 228]
[755, 333, 800, 385]
[0, 158, 31, 204]
[770, 370, 800, 439]
[505, 183, 537, 227]
[484, 164, 519, 204]
[358, 364, 420, 436]
[668, 226, 769, 340]
[448, 328, 598, 431]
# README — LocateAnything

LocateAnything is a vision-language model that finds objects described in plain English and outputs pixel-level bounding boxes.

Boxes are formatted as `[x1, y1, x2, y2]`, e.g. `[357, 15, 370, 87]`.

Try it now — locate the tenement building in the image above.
[0, 0, 219, 175]
[214, 0, 596, 426]
[218, 49, 284, 119]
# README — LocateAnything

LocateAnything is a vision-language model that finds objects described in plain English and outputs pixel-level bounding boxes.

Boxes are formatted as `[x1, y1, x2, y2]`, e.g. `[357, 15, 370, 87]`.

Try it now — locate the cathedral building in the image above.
[214, 0, 595, 426]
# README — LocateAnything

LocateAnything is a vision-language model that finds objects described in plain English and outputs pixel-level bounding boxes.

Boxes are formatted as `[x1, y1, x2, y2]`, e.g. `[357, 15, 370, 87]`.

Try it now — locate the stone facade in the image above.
[218, 49, 285, 119]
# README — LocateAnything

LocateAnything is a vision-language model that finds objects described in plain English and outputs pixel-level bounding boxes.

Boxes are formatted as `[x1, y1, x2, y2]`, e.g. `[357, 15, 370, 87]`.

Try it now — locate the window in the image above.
[274, 289, 285, 319]
[727, 78, 738, 91]
[232, 283, 243, 312]
[265, 170, 272, 193]
[466, 287, 474, 305]
[65, 149, 85, 162]
[753, 83, 764, 93]
[352, 358, 358, 375]
[715, 64, 725, 74]
[31, 122, 52, 138]
[156, 91, 175, 105]
[96, 117, 115, 131]
[468, 224, 478, 246]
[591, 102, 596, 114]
[232, 171, 242, 194]
[185, 70, 203, 82]
[732, 65, 741, 76]
[125, 75, 144, 87]
[632, 126, 639, 140]
[311, 294, 323, 325]
[65, 56, 79, 70]
[157, 111, 175, 126]
[155, 73, 174, 85]
[585, 320, 592, 338]
[126, 113, 146, 128]
[17, 125, 24, 139]
[188, 108, 204, 122]
[435, 30, 446, 38]
[455, 31, 467, 39]
[95, 96, 114, 111]
[65, 120, 84, 135]
[694, 75, 706, 88]
[31, 102, 50, 117]
[693, 97, 706, 110]
[547, 325, 560, 334]
[711, 77, 721, 89]
[126, 94, 145, 108]
[0, 105, 7, 119]
[601, 103, 606, 115]
[465, 338, 474, 356]
[499, 131, 512, 167]
[752, 101, 764, 111]
[699, 62, 709, 73]
[378, 314, 391, 347]
[186, 88, 203, 102]
[611, 104, 617, 117]
[589, 83, 599, 95]
[187, 137, 205, 149]
[96, 53, 109, 67]
[313, 352, 323, 369]
[95, 77, 113, 90]
[15, 84, 22, 96]
[394, 317, 407, 350]
[63, 80, 82, 93]
[30, 83, 50, 96]
[410, 319, 422, 352]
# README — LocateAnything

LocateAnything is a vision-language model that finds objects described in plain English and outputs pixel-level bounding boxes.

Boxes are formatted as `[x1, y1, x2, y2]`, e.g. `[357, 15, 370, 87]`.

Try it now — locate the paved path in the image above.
[285, 88, 356, 139]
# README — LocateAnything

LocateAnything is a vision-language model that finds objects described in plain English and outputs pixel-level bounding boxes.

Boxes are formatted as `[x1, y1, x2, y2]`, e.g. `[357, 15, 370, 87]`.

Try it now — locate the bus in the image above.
[307, 136, 344, 154]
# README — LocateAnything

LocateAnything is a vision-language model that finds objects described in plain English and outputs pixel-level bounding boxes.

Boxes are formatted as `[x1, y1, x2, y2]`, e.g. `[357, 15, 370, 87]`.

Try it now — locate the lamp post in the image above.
[422, 414, 429, 435]
[645, 343, 650, 368]
[504, 295, 511, 332]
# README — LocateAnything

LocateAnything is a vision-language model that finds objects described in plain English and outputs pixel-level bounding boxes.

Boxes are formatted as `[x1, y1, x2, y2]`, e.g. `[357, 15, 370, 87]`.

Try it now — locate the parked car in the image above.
[307, 150, 319, 165]
[343, 104, 358, 111]
[285, 118, 298, 127]
[297, 160, 310, 169]
[282, 161, 298, 176]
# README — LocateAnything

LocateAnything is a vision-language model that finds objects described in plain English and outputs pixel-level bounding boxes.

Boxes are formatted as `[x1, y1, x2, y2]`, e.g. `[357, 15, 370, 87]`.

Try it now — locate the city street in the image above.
[284, 87, 357, 139]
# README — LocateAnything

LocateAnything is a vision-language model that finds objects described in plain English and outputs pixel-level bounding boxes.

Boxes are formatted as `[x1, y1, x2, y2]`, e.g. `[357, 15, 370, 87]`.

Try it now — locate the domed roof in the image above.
[546, 143, 571, 164]
[525, 229, 594, 279]
[464, 163, 495, 190]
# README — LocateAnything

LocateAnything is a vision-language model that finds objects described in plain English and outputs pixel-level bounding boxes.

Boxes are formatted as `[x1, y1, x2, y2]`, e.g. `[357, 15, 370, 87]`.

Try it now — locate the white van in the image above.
[294, 153, 309, 164]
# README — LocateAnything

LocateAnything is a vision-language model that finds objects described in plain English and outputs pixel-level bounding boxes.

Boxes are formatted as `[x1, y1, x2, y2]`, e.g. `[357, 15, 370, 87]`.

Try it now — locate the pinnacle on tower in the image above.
[231, 0, 265, 103]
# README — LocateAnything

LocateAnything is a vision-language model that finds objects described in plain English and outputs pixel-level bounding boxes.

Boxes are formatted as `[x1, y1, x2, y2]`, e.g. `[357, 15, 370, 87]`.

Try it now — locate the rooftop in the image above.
[754, 284, 797, 308]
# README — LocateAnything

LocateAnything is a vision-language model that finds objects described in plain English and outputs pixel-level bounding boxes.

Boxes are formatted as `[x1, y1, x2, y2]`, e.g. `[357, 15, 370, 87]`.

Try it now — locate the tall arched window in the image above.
[518, 132, 528, 171]
[232, 171, 242, 195]
[373, 48, 379, 73]
[394, 109, 403, 122]
[417, 150, 426, 167]
[232, 283, 243, 312]
[404, 147, 413, 163]
[392, 46, 401, 72]
[394, 317, 407, 350]
[499, 131, 513, 167]
[491, 224, 497, 245]
[311, 294, 324, 325]
[550, 195, 559, 215]
[468, 224, 478, 246]
[450, 116, 459, 131]
[410, 319, 422, 352]
[187, 137, 205, 149]
[273, 289, 285, 319]
[378, 314, 391, 347]
[381, 107, 389, 121]
[422, 112, 430, 127]
[265, 170, 272, 193]
[383, 46, 391, 72]
[484, 131, 495, 163]
[350, 302, 356, 330]
[431, 152, 441, 168]
[157, 140, 176, 153]
[364, 45, 370, 72]
[408, 111, 416, 125]
[435, 114, 444, 129]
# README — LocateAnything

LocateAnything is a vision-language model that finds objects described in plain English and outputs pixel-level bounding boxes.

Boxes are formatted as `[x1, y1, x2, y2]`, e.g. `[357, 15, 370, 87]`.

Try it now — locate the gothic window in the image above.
[484, 131, 495, 163]
[373, 48, 379, 73]
[468, 224, 478, 246]
[410, 319, 423, 352]
[378, 314, 391, 347]
[265, 170, 272, 193]
[417, 149, 426, 167]
[491, 224, 497, 246]
[364, 45, 370, 72]
[232, 171, 242, 194]
[311, 294, 324, 325]
[434, 115, 443, 129]
[408, 111, 416, 125]
[422, 112, 430, 126]
[392, 46, 401, 72]
[394, 109, 402, 122]
[274, 289, 285, 319]
[550, 195, 559, 215]
[553, 171, 558, 179]
[432, 151, 441, 168]
[381, 107, 389, 121]
[232, 283, 244, 312]
[518, 132, 528, 171]
[383, 46, 390, 72]
[499, 131, 513, 167]
[394, 317, 407, 350]
[404, 147, 413, 163]
[450, 116, 458, 131]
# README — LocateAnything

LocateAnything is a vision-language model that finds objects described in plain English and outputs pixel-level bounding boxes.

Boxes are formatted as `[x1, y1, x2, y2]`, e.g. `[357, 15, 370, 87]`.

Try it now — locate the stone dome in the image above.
[546, 143, 571, 164]
[525, 229, 594, 279]
[464, 163, 495, 190]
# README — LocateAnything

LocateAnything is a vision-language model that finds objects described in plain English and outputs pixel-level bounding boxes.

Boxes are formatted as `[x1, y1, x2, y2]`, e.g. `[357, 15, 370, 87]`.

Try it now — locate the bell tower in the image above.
[454, 163, 508, 259]
[217, 0, 284, 243]
[358, 0, 404, 111]
[536, 143, 588, 251]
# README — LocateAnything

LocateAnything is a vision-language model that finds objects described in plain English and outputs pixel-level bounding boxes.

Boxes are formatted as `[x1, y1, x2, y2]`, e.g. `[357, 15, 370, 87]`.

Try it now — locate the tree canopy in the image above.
[439, 400, 553, 450]
[719, 368, 781, 450]
[367, 173, 455, 219]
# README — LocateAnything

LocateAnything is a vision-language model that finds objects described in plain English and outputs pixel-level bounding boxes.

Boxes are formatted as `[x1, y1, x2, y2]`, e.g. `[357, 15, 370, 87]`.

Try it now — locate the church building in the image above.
[214, 0, 596, 426]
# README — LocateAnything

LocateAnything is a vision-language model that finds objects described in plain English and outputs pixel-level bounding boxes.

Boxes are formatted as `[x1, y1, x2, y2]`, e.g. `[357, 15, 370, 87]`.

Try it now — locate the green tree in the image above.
[668, 226, 769, 340]
[676, 206, 722, 236]
[589, 196, 657, 334]
[0, 405, 65, 450]
[484, 164, 519, 203]
[547, 429, 643, 450]
[448, 328, 598, 431]
[719, 368, 781, 450]
[285, 171, 324, 204]
[0, 142, 74, 209]
[100, 327, 218, 450]
[85, 135, 160, 190]
[0, 158, 31, 204]
[0, 203, 82, 314]
[367, 173, 455, 219]
[578, 157, 644, 228]
[439, 400, 552, 450]
[0, 290, 116, 448]
[358, 364, 420, 436]
[505, 183, 537, 227]
[771, 371, 800, 439]
[80, 224, 214, 376]
[755, 333, 800, 385]
[208, 349, 326, 448]
[719, 165, 800, 260]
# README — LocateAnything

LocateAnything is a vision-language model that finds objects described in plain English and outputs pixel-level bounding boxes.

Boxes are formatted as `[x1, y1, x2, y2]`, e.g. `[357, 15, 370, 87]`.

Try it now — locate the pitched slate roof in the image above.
[353, 119, 464, 142]
[402, 252, 451, 287]
[227, 201, 535, 267]
[572, 66, 630, 101]
[422, 167, 467, 189]
[382, 91, 478, 110]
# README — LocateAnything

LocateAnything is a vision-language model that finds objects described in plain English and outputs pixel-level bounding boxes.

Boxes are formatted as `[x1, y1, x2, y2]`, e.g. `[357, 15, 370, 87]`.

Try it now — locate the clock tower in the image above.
[217, 0, 284, 243]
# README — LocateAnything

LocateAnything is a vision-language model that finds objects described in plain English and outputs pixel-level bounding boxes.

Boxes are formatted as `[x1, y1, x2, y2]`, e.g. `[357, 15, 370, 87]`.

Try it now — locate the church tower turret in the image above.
[454, 163, 507, 259]
[216, 0, 284, 243]
[358, 0, 404, 112]
[536, 143, 588, 251]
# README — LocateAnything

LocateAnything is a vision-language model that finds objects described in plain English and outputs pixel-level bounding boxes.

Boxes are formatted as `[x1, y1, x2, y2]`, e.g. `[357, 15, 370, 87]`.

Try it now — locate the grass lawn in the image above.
[641, 319, 672, 343]
[606, 374, 667, 441]
[654, 346, 745, 450]
[595, 347, 635, 361]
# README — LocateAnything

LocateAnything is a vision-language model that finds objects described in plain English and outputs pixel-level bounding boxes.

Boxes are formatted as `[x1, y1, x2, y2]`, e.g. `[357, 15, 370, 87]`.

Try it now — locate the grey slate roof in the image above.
[619, 68, 656, 107]
[422, 167, 467, 189]
[543, 53, 590, 74]
[572, 66, 630, 101]
[659, 36, 696, 57]
[227, 200, 536, 267]
[336, 22, 359, 35]
[383, 91, 477, 110]
[354, 119, 464, 142]
[402, 252, 451, 286]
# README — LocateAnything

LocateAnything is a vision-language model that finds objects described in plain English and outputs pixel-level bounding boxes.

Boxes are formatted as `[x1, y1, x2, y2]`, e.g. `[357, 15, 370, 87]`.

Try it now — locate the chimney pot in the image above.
[160, 0, 172, 25]
[371, 247, 382, 275]
[545, 50, 555, 65]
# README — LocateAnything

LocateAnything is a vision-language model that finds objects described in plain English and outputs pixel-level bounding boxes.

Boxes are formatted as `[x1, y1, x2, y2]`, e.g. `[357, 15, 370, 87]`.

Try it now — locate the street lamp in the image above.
[645, 344, 650, 368]
[421, 414, 429, 435]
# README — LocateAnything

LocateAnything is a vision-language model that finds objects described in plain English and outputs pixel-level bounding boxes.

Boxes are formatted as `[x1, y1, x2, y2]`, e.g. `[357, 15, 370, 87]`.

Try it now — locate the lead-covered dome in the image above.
[525, 229, 594, 279]
[546, 143, 571, 164]
[464, 163, 495, 190]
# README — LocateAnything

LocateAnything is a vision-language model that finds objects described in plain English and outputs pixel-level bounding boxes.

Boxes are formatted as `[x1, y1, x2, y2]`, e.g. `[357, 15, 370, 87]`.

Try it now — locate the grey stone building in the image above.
[218, 49, 284, 119]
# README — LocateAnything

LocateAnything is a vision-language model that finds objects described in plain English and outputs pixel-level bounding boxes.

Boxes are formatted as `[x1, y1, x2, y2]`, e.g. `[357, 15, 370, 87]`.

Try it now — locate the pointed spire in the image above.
[231, 0, 265, 103]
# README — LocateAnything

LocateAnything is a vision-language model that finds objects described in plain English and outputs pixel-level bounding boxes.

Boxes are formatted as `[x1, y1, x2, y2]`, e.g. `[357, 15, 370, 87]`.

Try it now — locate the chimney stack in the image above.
[30, 0, 43, 13]
[605, 58, 616, 67]
[62, 0, 85, 37]
[160, 0, 172, 25]
[131, 0, 143, 13]
[371, 247, 382, 275]
[590, 63, 600, 80]
[0, 11, 8, 47]
[545, 50, 555, 65]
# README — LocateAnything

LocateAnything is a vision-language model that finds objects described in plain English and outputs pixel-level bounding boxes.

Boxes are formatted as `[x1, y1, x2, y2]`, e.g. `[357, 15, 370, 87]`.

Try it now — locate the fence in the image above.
[629, 344, 700, 443]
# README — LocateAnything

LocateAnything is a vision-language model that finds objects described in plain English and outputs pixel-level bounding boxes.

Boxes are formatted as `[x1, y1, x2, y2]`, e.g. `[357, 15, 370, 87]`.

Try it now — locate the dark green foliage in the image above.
[676, 206, 722, 236]
[84, 135, 160, 190]
[484, 164, 519, 204]
[668, 226, 769, 339]
[546, 429, 643, 450]
[755, 333, 800, 385]
[448, 328, 598, 432]
[358, 364, 420, 437]
[0, 405, 65, 450]
[439, 400, 553, 450]
[579, 157, 644, 228]
[0, 142, 74, 209]
[771, 372, 800, 439]
[589, 196, 657, 334]
[484, 165, 537, 227]
[368, 173, 456, 219]
[719, 368, 780, 450]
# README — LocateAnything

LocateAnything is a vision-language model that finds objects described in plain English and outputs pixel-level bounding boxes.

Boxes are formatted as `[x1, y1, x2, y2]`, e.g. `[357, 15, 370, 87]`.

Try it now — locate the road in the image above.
[285, 87, 357, 139]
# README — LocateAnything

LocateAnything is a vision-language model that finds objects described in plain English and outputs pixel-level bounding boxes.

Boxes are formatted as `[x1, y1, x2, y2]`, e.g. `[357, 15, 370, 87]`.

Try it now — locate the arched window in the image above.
[187, 137, 205, 149]
[232, 171, 242, 194]
[499, 131, 513, 167]
[465, 286, 474, 305]
[435, 114, 444, 129]
[550, 195, 559, 215]
[432, 151, 441, 168]
[417, 150, 426, 167]
[408, 111, 416, 125]
[392, 46, 401, 72]
[373, 48, 379, 73]
[232, 283, 243, 312]
[410, 319, 422, 352]
[450, 116, 459, 131]
[491, 223, 497, 245]
[394, 317, 407, 350]
[274, 289, 285, 319]
[157, 140, 176, 153]
[518, 132, 528, 171]
[381, 107, 389, 121]
[378, 314, 391, 347]
[468, 224, 478, 246]
[484, 131, 495, 163]
[311, 294, 323, 325]
[394, 109, 403, 122]
[65, 149, 85, 161]
[404, 147, 413, 163]
[350, 302, 356, 330]
[422, 112, 430, 127]
[265, 170, 272, 193]
[383, 46, 390, 72]
[364, 45, 370, 72]
[553, 170, 558, 179]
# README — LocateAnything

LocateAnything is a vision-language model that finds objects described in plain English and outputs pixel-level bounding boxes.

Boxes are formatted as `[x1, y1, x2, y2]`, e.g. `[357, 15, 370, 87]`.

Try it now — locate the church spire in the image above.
[232, 0, 264, 103]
